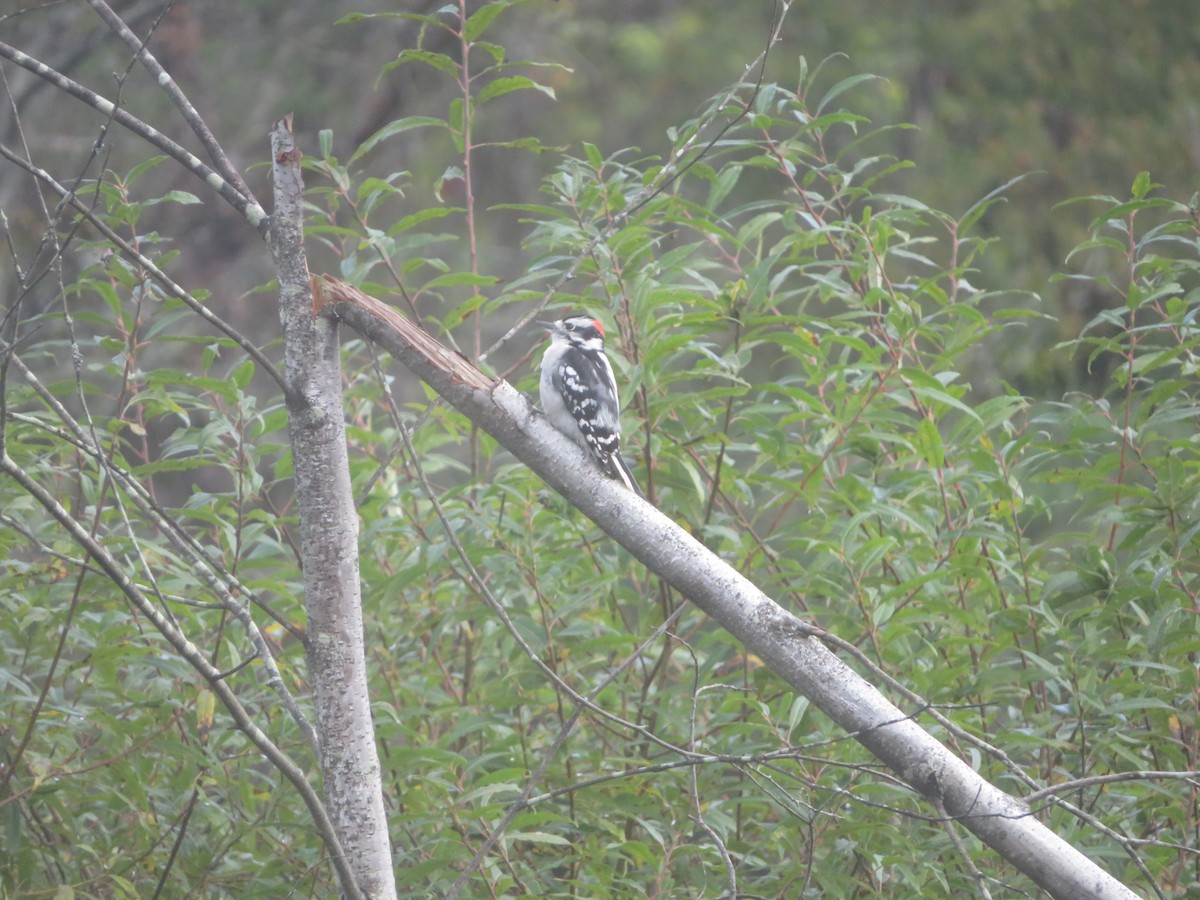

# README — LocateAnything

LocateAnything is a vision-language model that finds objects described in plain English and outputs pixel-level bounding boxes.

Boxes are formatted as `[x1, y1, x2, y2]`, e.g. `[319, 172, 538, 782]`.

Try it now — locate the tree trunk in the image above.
[270, 121, 396, 900]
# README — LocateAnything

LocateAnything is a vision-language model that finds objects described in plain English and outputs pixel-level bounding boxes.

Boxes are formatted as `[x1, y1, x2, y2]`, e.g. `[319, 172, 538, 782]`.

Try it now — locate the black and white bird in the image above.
[538, 314, 643, 496]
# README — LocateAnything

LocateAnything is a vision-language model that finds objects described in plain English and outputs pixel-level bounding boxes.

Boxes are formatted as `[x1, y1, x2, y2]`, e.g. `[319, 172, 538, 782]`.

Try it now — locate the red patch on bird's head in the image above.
[590, 318, 604, 337]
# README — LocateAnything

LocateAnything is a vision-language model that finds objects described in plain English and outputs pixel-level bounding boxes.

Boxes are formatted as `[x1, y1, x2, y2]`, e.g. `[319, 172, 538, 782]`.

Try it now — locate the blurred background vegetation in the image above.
[5, 0, 1198, 395]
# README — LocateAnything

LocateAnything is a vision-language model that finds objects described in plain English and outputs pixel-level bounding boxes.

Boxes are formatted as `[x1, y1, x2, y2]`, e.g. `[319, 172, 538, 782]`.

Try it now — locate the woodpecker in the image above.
[538, 314, 643, 496]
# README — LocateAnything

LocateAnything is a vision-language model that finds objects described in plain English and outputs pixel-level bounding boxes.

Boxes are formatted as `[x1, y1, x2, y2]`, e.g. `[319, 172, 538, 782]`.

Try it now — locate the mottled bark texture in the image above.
[271, 122, 395, 900]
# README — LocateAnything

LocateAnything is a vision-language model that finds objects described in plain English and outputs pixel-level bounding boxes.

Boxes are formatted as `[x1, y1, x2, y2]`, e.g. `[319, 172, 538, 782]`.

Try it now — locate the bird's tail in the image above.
[607, 453, 645, 499]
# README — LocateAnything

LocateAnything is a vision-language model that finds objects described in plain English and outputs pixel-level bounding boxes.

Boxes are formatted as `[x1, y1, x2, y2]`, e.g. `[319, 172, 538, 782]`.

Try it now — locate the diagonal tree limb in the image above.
[0, 41, 268, 232]
[312, 275, 1139, 900]
[84, 0, 258, 208]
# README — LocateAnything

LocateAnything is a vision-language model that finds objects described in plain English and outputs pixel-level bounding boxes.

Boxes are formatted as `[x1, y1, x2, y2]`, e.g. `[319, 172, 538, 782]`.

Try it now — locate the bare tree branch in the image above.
[1025, 770, 1200, 803]
[0, 41, 268, 232]
[84, 0, 258, 207]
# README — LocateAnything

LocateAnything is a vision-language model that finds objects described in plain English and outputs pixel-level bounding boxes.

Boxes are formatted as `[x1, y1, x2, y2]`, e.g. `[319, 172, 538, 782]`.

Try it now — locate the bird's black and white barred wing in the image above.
[550, 345, 643, 495]
[550, 345, 622, 456]
[539, 321, 644, 496]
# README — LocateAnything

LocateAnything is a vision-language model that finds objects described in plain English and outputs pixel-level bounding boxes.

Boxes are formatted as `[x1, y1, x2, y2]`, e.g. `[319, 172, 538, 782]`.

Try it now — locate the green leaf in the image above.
[464, 2, 507, 42]
[350, 117, 448, 164]
[1130, 170, 1157, 200]
[476, 76, 555, 105]
[958, 172, 1043, 235]
[231, 359, 255, 390]
[125, 155, 168, 183]
[421, 272, 498, 291]
[815, 73, 882, 114]
[143, 190, 201, 207]
[389, 49, 459, 78]
[387, 206, 458, 235]
[449, 99, 467, 153]
[441, 292, 491, 329]
[506, 831, 570, 847]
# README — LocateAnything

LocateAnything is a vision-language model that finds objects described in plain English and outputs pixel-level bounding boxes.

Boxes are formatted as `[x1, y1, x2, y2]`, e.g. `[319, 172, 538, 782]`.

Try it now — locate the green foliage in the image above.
[3, 2, 1199, 898]
[331, 43, 1200, 894]
[0, 159, 312, 895]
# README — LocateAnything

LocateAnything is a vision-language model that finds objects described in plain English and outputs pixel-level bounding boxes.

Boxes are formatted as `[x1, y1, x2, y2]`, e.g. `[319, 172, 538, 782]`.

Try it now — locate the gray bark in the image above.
[270, 124, 396, 900]
[314, 277, 1139, 900]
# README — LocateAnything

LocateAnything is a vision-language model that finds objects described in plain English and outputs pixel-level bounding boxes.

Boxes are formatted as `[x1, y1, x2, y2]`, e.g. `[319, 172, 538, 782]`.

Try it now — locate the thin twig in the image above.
[685, 644, 737, 898]
[934, 795, 994, 900]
